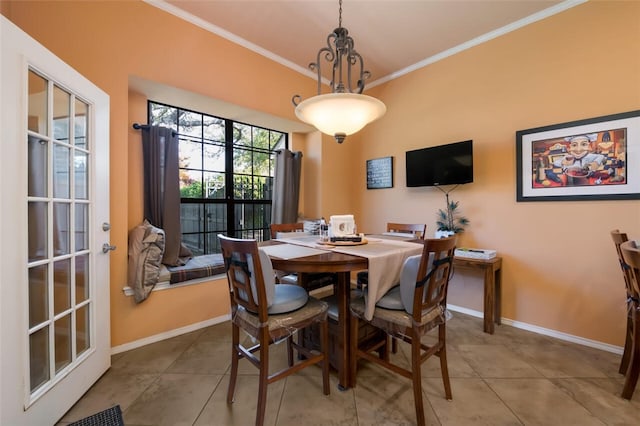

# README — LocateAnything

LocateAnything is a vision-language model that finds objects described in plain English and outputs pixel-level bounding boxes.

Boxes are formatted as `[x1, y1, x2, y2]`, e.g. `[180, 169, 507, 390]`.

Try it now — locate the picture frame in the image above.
[366, 156, 393, 189]
[516, 110, 640, 201]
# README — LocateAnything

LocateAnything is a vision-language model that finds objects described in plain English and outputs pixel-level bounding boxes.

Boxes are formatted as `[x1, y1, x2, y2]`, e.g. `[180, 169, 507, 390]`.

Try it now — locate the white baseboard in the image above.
[447, 304, 623, 355]
[110, 314, 231, 355]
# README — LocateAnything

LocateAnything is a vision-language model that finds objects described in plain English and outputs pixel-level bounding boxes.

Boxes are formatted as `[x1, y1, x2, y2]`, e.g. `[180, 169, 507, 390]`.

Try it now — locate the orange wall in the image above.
[348, 1, 640, 345]
[3, 0, 639, 349]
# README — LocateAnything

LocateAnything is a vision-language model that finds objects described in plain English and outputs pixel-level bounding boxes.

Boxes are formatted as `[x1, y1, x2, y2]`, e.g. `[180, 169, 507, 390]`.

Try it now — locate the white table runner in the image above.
[260, 243, 329, 260]
[331, 240, 423, 320]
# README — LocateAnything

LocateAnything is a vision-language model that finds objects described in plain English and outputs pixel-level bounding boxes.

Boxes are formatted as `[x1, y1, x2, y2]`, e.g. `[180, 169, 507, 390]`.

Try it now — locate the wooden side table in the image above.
[452, 256, 502, 334]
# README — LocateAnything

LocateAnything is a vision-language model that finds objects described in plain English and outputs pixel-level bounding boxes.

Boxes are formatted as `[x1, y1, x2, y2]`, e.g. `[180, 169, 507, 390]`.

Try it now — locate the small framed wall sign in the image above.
[366, 156, 394, 189]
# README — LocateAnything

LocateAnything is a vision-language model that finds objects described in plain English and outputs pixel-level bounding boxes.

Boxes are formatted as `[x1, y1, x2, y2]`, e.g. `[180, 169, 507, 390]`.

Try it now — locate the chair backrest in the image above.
[620, 240, 640, 301]
[270, 222, 304, 239]
[611, 230, 634, 298]
[407, 236, 457, 319]
[387, 222, 427, 239]
[218, 234, 275, 323]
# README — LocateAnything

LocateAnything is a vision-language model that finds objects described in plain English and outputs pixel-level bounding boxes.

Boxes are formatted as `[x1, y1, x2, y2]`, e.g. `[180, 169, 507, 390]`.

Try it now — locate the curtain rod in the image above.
[132, 122, 177, 136]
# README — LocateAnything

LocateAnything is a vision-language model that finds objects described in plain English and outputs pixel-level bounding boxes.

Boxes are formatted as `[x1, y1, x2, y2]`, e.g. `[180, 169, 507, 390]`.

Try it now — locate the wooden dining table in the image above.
[261, 240, 367, 389]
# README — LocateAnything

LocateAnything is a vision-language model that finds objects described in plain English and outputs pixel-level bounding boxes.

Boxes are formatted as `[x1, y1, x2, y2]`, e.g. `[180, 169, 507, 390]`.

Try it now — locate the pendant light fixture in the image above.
[292, 0, 386, 143]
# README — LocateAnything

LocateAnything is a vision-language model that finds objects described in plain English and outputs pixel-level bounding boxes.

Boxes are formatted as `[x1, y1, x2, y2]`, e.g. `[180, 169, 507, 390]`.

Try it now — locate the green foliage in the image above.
[436, 199, 469, 232]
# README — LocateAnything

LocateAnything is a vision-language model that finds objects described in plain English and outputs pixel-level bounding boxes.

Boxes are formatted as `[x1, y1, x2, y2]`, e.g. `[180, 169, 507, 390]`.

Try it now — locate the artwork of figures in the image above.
[530, 129, 626, 188]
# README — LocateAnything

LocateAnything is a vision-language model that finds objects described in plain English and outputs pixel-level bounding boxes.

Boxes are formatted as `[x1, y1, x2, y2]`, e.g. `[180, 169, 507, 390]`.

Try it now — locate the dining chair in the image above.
[620, 239, 640, 400]
[218, 235, 330, 426]
[357, 222, 427, 353]
[350, 236, 457, 426]
[611, 229, 635, 375]
[269, 222, 337, 291]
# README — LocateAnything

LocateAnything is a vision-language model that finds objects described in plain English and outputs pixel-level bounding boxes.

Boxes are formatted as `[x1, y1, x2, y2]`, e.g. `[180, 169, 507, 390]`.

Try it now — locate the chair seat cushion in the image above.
[268, 284, 309, 314]
[351, 297, 445, 335]
[374, 285, 403, 310]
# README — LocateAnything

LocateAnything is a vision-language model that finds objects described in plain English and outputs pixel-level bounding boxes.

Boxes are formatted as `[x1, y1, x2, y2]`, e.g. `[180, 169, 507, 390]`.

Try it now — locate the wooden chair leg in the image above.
[438, 324, 452, 400]
[227, 323, 240, 404]
[392, 337, 398, 354]
[622, 308, 640, 400]
[256, 330, 269, 426]
[620, 314, 633, 374]
[411, 333, 426, 426]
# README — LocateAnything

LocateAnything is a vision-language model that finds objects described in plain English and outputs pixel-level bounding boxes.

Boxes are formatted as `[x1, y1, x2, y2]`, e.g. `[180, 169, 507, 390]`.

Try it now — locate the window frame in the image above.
[148, 101, 288, 255]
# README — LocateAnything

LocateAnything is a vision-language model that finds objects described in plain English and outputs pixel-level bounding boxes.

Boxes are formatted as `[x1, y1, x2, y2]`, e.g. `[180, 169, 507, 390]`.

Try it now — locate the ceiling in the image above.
[154, 0, 577, 88]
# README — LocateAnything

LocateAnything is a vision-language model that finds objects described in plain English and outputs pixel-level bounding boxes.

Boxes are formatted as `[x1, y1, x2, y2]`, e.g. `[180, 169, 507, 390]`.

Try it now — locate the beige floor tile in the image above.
[123, 373, 222, 426]
[111, 337, 198, 374]
[166, 338, 232, 375]
[457, 344, 543, 378]
[486, 378, 606, 425]
[194, 374, 284, 426]
[551, 377, 640, 425]
[354, 371, 440, 426]
[425, 378, 522, 425]
[509, 343, 610, 378]
[59, 370, 158, 422]
[278, 375, 356, 425]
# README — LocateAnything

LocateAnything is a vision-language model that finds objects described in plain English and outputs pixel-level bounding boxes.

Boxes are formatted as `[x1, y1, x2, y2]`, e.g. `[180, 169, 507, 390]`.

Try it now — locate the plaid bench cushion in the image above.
[167, 254, 225, 284]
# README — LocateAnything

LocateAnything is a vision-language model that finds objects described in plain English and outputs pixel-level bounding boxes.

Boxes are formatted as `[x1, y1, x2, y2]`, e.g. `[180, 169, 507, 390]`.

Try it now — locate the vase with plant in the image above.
[435, 197, 469, 238]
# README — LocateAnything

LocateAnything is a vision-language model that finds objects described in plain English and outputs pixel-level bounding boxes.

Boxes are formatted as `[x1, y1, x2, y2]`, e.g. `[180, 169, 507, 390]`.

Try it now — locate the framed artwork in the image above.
[366, 156, 393, 189]
[516, 110, 640, 201]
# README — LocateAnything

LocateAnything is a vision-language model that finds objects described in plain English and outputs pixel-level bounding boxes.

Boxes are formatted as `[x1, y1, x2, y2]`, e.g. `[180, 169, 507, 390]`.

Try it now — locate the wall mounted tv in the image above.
[405, 140, 473, 187]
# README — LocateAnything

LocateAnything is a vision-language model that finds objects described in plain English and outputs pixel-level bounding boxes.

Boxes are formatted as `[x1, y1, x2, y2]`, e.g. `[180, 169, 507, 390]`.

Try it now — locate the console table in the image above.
[453, 256, 502, 334]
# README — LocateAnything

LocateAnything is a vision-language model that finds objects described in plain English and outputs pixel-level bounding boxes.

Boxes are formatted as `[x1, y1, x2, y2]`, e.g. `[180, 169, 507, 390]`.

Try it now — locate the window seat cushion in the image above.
[166, 253, 225, 284]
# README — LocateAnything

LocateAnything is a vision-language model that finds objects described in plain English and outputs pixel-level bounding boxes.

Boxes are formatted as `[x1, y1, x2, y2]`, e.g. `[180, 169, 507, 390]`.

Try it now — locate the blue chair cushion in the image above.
[268, 284, 309, 314]
[375, 285, 404, 310]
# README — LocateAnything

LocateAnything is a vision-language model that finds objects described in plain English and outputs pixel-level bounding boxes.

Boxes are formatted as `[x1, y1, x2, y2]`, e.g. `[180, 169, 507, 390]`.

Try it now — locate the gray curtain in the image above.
[272, 149, 303, 224]
[142, 126, 192, 266]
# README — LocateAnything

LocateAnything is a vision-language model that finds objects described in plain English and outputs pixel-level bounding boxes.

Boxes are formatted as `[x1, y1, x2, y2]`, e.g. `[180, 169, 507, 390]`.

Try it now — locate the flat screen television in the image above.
[405, 140, 473, 187]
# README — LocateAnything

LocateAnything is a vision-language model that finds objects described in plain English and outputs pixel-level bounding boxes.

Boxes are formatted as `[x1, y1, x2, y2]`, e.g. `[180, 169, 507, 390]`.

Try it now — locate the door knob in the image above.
[102, 243, 116, 253]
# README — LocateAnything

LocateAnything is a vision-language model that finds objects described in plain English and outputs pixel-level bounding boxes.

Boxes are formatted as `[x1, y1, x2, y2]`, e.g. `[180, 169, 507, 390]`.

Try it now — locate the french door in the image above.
[1, 17, 111, 425]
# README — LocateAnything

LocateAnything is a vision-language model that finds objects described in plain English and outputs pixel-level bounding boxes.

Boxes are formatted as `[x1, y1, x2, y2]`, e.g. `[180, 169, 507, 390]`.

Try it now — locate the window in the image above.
[149, 101, 287, 255]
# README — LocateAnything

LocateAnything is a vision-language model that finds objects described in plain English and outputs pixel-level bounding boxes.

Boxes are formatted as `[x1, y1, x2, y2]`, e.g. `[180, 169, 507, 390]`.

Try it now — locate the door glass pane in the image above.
[28, 201, 48, 262]
[28, 70, 47, 135]
[53, 202, 70, 256]
[53, 143, 70, 199]
[74, 99, 87, 148]
[28, 136, 47, 198]
[205, 171, 225, 199]
[75, 203, 88, 251]
[74, 150, 88, 200]
[53, 85, 70, 142]
[28, 264, 48, 328]
[76, 304, 89, 356]
[75, 254, 89, 303]
[29, 327, 50, 392]
[53, 259, 71, 315]
[54, 314, 71, 372]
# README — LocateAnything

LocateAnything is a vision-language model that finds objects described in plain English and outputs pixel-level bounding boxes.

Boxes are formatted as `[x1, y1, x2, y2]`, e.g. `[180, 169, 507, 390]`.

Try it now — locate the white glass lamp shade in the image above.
[294, 92, 386, 138]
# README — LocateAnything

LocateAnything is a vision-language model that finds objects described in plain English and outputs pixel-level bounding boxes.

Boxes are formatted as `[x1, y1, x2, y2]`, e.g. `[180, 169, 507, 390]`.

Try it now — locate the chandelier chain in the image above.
[338, 0, 342, 29]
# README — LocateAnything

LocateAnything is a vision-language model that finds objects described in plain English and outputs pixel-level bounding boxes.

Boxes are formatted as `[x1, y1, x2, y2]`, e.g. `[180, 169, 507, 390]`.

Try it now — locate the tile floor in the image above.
[57, 312, 640, 425]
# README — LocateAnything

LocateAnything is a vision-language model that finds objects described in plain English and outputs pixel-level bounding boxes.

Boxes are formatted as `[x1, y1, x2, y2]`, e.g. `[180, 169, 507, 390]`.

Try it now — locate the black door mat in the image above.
[68, 405, 124, 426]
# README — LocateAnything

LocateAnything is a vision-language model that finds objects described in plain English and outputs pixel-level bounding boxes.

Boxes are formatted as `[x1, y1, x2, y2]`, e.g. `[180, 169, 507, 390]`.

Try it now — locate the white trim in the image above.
[447, 304, 623, 355]
[110, 314, 231, 355]
[145, 0, 586, 89]
[121, 273, 226, 297]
